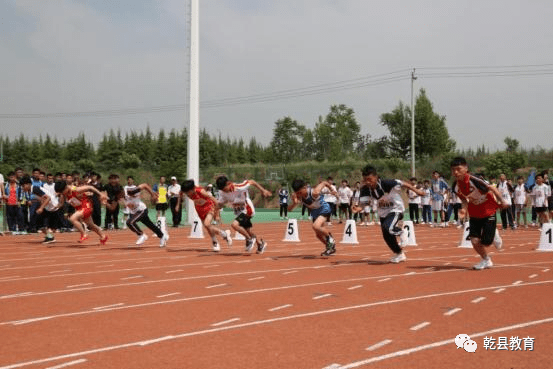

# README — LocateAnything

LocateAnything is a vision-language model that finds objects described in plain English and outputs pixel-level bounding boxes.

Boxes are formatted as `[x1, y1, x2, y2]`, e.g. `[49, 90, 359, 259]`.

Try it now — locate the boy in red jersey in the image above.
[215, 175, 272, 254]
[177, 179, 233, 252]
[54, 181, 108, 244]
[450, 157, 509, 270]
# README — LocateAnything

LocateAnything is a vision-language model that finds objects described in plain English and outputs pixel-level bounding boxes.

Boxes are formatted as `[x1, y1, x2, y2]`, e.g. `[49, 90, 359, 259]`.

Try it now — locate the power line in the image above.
[2, 64, 553, 119]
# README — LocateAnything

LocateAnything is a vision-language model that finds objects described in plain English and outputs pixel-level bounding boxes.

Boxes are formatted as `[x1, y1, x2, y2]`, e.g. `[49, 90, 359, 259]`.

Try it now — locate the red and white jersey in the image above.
[217, 181, 255, 217]
[452, 174, 498, 218]
[66, 187, 89, 209]
[188, 187, 215, 207]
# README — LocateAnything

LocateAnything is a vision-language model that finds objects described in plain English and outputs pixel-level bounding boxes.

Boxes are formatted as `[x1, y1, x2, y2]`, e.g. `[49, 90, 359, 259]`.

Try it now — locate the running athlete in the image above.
[54, 181, 108, 244]
[355, 165, 425, 264]
[215, 176, 271, 254]
[289, 179, 337, 256]
[177, 179, 233, 252]
[450, 157, 508, 270]
[115, 183, 169, 247]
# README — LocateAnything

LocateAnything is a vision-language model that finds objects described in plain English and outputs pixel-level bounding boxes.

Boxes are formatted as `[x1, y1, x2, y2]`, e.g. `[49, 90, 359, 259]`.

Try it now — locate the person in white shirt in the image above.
[531, 172, 550, 228]
[514, 176, 529, 228]
[168, 176, 182, 227]
[421, 180, 432, 224]
[497, 174, 516, 230]
[337, 180, 353, 223]
[407, 177, 420, 224]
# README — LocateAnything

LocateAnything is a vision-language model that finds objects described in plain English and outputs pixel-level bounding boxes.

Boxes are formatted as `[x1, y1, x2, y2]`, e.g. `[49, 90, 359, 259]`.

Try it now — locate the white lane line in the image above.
[404, 272, 416, 276]
[211, 317, 240, 327]
[529, 274, 538, 279]
[334, 317, 553, 368]
[443, 262, 451, 266]
[205, 283, 227, 289]
[203, 265, 220, 269]
[348, 285, 363, 290]
[493, 288, 506, 293]
[96, 264, 114, 268]
[512, 280, 523, 285]
[66, 283, 93, 289]
[361, 257, 370, 261]
[138, 336, 174, 346]
[322, 364, 341, 369]
[236, 260, 251, 264]
[77, 256, 95, 260]
[120, 275, 143, 280]
[313, 293, 332, 300]
[444, 308, 462, 316]
[410, 321, 430, 331]
[268, 304, 292, 312]
[425, 267, 434, 271]
[0, 275, 20, 280]
[543, 268, 550, 272]
[471, 297, 486, 304]
[366, 339, 393, 351]
[247, 276, 265, 281]
[165, 270, 183, 274]
[136, 260, 153, 264]
[12, 317, 53, 325]
[0, 265, 12, 268]
[282, 270, 298, 275]
[49, 270, 72, 274]
[92, 303, 124, 310]
[44, 358, 87, 369]
[0, 292, 33, 299]
[36, 260, 56, 264]
[377, 278, 391, 282]
[156, 292, 181, 298]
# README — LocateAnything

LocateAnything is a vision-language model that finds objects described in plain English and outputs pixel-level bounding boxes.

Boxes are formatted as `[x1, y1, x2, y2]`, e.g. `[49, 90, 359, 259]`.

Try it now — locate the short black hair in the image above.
[361, 165, 377, 177]
[181, 179, 196, 192]
[20, 176, 32, 185]
[108, 174, 119, 180]
[215, 175, 229, 190]
[7, 171, 15, 177]
[127, 176, 134, 180]
[410, 177, 417, 181]
[54, 181, 67, 193]
[291, 179, 306, 192]
[32, 168, 40, 173]
[450, 157, 467, 167]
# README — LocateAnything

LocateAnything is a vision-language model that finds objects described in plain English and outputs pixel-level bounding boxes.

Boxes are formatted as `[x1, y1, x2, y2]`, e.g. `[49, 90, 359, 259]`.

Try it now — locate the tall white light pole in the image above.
[187, 0, 200, 225]
[410, 68, 417, 177]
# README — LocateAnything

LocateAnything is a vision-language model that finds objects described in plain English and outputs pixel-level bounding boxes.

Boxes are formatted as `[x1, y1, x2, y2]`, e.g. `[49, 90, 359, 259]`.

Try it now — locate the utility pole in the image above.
[187, 0, 200, 225]
[410, 68, 417, 177]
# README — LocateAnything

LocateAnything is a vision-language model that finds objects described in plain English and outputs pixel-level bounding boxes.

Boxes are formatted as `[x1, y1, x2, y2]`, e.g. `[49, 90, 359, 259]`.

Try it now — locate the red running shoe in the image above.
[78, 235, 89, 243]
[100, 235, 108, 245]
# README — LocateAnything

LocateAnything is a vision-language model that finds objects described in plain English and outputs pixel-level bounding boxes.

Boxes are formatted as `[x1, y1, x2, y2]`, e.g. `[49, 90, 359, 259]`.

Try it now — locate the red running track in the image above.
[0, 221, 552, 369]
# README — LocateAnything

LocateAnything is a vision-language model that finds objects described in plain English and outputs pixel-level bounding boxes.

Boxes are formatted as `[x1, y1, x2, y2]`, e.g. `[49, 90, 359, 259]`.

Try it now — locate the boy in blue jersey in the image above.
[289, 179, 337, 256]
[356, 165, 425, 263]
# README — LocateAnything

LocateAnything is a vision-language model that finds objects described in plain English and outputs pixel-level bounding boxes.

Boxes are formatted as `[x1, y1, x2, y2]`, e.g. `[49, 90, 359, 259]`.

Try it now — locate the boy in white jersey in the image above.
[531, 172, 550, 228]
[337, 179, 353, 223]
[407, 177, 421, 224]
[421, 180, 432, 225]
[115, 183, 169, 247]
[514, 176, 529, 228]
[355, 165, 424, 263]
[215, 175, 272, 254]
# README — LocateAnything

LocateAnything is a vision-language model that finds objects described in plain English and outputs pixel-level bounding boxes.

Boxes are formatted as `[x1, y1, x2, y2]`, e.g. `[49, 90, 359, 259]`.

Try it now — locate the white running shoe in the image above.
[136, 234, 148, 245]
[245, 237, 256, 252]
[160, 233, 169, 247]
[212, 241, 221, 252]
[493, 232, 503, 251]
[390, 252, 407, 264]
[473, 257, 493, 270]
[399, 230, 408, 247]
[224, 230, 233, 248]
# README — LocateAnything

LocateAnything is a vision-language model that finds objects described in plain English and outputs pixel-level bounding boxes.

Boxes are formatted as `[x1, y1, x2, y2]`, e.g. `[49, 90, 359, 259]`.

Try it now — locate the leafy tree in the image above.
[269, 117, 306, 164]
[504, 136, 520, 152]
[380, 89, 455, 159]
[313, 105, 361, 161]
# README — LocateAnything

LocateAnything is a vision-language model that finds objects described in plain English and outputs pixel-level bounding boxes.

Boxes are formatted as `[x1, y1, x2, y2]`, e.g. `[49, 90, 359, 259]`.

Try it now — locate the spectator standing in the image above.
[28, 168, 43, 232]
[152, 176, 169, 219]
[337, 180, 353, 223]
[514, 176, 529, 228]
[3, 172, 23, 232]
[421, 180, 432, 225]
[168, 176, 182, 227]
[497, 173, 516, 230]
[407, 177, 420, 224]
[278, 184, 289, 219]
[104, 174, 121, 230]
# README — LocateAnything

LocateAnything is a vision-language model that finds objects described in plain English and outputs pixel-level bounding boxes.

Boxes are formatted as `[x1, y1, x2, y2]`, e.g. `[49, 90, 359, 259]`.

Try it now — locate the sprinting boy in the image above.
[450, 157, 508, 270]
[54, 181, 108, 245]
[215, 175, 272, 254]
[177, 179, 232, 252]
[289, 179, 337, 256]
[356, 166, 425, 263]
[115, 183, 169, 247]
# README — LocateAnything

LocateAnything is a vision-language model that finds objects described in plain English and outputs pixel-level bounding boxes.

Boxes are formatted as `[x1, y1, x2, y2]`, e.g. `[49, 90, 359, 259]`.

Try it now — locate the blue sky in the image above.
[1, 0, 553, 152]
